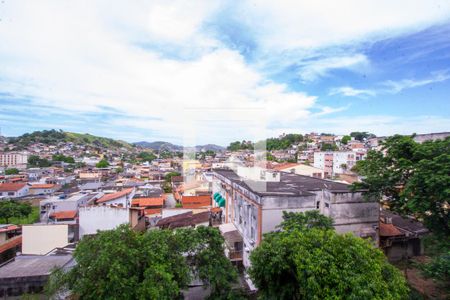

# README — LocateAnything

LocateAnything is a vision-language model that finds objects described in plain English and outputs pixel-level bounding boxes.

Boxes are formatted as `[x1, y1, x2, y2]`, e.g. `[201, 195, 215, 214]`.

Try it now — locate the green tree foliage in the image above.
[137, 151, 157, 162]
[352, 135, 450, 236]
[249, 211, 409, 300]
[28, 155, 51, 167]
[48, 225, 240, 300]
[422, 250, 450, 289]
[320, 142, 338, 151]
[350, 131, 375, 141]
[95, 159, 109, 168]
[52, 154, 75, 163]
[4, 168, 19, 175]
[341, 135, 351, 145]
[278, 210, 334, 232]
[227, 140, 254, 151]
[0, 201, 33, 223]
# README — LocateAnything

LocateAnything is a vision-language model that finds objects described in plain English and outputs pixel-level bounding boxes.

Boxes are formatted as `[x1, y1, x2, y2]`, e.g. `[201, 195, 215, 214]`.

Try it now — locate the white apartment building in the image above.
[313, 151, 365, 177]
[0, 152, 28, 169]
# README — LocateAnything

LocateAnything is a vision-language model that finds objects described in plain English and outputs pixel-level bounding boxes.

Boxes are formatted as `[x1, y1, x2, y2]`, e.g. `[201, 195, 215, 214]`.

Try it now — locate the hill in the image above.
[135, 141, 224, 152]
[8, 129, 133, 149]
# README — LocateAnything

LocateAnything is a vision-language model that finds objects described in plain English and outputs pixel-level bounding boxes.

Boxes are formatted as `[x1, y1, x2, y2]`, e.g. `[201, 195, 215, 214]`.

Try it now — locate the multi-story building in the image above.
[0, 152, 28, 169]
[314, 151, 365, 177]
[212, 167, 379, 269]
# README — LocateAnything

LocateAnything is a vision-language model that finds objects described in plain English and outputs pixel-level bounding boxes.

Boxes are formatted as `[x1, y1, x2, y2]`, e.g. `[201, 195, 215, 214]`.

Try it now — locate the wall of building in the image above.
[22, 224, 68, 255]
[79, 206, 129, 238]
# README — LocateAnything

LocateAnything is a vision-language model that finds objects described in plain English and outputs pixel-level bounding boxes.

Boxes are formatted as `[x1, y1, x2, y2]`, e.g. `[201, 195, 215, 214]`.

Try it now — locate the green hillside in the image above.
[8, 129, 133, 149]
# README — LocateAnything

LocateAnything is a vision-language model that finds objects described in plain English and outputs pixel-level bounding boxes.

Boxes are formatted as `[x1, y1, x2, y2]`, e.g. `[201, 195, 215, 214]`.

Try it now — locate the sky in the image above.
[0, 0, 449, 146]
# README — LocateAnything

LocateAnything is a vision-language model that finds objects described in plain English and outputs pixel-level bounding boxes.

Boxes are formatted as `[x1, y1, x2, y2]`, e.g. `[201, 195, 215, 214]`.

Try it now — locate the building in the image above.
[0, 183, 29, 198]
[40, 193, 98, 223]
[22, 224, 71, 255]
[212, 167, 379, 269]
[78, 205, 145, 238]
[29, 183, 59, 195]
[313, 151, 363, 177]
[181, 195, 211, 209]
[379, 210, 429, 262]
[0, 249, 74, 297]
[0, 152, 28, 169]
[96, 188, 135, 207]
[131, 197, 165, 216]
[272, 162, 324, 178]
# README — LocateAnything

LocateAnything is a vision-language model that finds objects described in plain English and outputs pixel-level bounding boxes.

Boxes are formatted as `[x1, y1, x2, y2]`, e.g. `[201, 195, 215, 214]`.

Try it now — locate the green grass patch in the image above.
[0, 206, 40, 225]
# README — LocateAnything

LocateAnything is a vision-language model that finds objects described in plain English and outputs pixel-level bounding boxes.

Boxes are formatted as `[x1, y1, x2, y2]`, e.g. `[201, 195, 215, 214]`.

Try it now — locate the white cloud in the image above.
[329, 86, 376, 97]
[0, 1, 449, 143]
[382, 70, 450, 93]
[238, 0, 450, 50]
[296, 54, 370, 82]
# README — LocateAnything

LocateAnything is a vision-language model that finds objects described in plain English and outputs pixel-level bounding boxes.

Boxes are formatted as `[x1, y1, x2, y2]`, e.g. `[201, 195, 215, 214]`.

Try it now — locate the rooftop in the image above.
[97, 188, 134, 203]
[0, 183, 27, 192]
[213, 168, 352, 197]
[0, 255, 73, 278]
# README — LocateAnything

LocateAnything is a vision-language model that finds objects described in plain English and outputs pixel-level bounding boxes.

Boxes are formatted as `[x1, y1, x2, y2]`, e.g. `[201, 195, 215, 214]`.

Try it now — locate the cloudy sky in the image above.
[0, 0, 449, 145]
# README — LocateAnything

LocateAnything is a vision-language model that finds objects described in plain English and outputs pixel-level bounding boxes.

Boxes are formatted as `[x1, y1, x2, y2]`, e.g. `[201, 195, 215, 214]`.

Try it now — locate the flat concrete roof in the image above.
[0, 255, 73, 278]
[213, 168, 354, 197]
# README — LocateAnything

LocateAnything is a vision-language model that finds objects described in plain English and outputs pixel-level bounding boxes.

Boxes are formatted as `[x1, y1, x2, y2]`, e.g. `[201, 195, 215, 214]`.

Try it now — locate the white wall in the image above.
[79, 206, 129, 238]
[22, 224, 68, 255]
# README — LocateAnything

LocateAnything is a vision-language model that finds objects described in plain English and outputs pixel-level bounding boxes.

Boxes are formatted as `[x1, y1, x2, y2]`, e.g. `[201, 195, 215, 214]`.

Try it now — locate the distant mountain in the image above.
[8, 129, 133, 150]
[135, 141, 224, 152]
[134, 141, 183, 151]
[196, 144, 225, 151]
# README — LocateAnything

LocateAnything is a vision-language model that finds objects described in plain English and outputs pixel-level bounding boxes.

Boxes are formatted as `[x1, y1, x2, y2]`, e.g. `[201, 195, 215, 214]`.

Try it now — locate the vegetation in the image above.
[0, 201, 33, 224]
[8, 129, 132, 150]
[227, 140, 254, 151]
[320, 142, 338, 151]
[352, 135, 450, 236]
[162, 172, 181, 193]
[52, 154, 75, 163]
[350, 131, 375, 141]
[249, 211, 409, 300]
[341, 135, 351, 145]
[46, 225, 241, 299]
[137, 151, 157, 162]
[28, 155, 51, 167]
[4, 168, 19, 175]
[95, 159, 109, 168]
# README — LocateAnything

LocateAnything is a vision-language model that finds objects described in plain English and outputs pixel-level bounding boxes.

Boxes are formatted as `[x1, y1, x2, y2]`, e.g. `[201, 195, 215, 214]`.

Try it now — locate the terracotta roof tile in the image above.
[132, 197, 164, 207]
[0, 183, 27, 192]
[50, 210, 78, 220]
[30, 184, 56, 189]
[97, 188, 134, 203]
[379, 222, 403, 237]
[181, 195, 211, 209]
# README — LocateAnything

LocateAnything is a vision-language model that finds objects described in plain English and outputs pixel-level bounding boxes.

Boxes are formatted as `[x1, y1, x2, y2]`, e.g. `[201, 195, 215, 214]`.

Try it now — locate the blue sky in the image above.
[0, 1, 449, 145]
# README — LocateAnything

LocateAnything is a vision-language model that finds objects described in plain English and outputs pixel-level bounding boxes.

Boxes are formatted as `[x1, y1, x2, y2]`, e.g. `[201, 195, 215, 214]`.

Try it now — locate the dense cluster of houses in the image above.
[0, 132, 438, 297]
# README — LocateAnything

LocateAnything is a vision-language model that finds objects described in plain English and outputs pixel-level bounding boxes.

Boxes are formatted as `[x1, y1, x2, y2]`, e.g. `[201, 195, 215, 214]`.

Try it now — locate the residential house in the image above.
[181, 195, 211, 209]
[313, 151, 359, 177]
[22, 224, 71, 255]
[131, 197, 165, 216]
[0, 183, 29, 198]
[29, 183, 59, 195]
[272, 162, 324, 178]
[78, 205, 145, 238]
[96, 187, 135, 207]
[379, 210, 429, 262]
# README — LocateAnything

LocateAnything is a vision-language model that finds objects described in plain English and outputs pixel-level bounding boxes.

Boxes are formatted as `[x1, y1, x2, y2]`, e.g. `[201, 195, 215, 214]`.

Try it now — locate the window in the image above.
[325, 203, 330, 208]
[316, 201, 320, 209]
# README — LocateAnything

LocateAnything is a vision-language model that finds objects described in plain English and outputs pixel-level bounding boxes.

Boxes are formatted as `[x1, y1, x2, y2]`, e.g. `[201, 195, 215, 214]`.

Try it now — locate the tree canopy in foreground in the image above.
[249, 211, 409, 300]
[47, 225, 242, 300]
[352, 135, 450, 236]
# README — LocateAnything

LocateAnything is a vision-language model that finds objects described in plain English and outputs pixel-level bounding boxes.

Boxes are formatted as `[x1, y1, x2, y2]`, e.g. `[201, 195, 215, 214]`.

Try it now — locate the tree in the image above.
[0, 201, 33, 223]
[95, 159, 109, 168]
[137, 151, 157, 162]
[352, 135, 450, 236]
[52, 154, 75, 163]
[249, 211, 409, 300]
[320, 142, 338, 151]
[28, 155, 51, 167]
[5, 168, 19, 175]
[350, 131, 375, 142]
[341, 135, 351, 145]
[47, 225, 241, 299]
